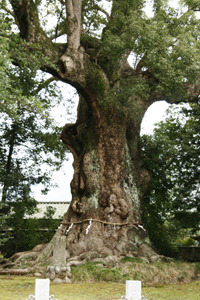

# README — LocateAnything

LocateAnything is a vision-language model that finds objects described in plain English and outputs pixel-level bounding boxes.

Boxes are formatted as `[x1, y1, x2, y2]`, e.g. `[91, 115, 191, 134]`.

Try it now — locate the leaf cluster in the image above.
[82, 0, 108, 37]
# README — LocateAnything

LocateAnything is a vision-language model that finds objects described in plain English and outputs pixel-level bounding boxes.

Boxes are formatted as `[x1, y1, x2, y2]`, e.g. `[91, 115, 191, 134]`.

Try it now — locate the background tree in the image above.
[0, 14, 14, 117]
[39, 206, 62, 243]
[142, 101, 200, 255]
[0, 63, 67, 256]
[0, 12, 68, 256]
[3, 205, 62, 258]
[1, 0, 200, 261]
[0, 66, 66, 203]
[0, 202, 10, 253]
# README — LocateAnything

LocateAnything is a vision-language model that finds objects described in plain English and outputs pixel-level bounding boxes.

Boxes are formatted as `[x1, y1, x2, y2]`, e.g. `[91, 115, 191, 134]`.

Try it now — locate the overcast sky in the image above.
[33, 99, 169, 202]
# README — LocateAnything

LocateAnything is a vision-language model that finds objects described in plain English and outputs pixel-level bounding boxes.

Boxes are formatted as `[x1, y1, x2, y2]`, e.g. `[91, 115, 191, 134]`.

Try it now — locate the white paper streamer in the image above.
[65, 223, 73, 235]
[86, 219, 92, 234]
[138, 225, 146, 231]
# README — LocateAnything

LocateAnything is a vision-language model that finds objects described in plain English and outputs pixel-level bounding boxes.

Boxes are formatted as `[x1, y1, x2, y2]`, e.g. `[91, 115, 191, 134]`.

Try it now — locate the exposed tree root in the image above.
[0, 268, 32, 275]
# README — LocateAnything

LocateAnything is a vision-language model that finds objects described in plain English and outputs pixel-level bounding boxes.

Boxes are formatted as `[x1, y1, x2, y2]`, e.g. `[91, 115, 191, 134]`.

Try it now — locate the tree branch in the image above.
[93, 4, 110, 21]
[31, 77, 57, 96]
[65, 0, 82, 50]
[10, 0, 30, 39]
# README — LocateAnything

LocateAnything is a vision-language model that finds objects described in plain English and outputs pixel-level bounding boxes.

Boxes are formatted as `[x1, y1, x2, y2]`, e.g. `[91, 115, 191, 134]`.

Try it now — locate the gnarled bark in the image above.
[57, 92, 154, 259]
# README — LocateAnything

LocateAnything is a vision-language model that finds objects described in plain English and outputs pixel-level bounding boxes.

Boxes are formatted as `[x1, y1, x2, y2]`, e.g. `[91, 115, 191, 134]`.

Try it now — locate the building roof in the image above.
[29, 201, 70, 219]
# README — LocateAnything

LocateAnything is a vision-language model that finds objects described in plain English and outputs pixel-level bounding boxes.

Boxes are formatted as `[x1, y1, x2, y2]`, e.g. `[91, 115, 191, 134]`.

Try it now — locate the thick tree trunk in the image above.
[8, 0, 158, 262]
[58, 95, 155, 259]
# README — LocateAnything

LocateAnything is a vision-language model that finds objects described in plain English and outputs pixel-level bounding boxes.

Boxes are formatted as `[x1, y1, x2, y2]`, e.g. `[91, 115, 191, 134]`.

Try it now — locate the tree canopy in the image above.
[1, 0, 200, 104]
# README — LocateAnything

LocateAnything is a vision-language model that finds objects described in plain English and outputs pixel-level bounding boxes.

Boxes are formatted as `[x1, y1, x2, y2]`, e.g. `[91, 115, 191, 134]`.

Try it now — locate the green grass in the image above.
[143, 280, 200, 300]
[71, 262, 123, 282]
[120, 256, 146, 264]
[71, 260, 197, 285]
[0, 276, 200, 300]
[0, 260, 200, 299]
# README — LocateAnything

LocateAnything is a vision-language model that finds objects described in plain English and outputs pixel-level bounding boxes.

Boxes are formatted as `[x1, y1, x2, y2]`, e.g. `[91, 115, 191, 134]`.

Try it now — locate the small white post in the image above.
[35, 279, 50, 300]
[126, 280, 141, 300]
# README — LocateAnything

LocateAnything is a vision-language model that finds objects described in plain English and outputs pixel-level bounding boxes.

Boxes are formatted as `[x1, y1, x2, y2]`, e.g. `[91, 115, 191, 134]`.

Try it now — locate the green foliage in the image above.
[180, 237, 196, 247]
[1, 204, 61, 257]
[0, 103, 65, 256]
[82, 0, 108, 36]
[0, 14, 17, 118]
[0, 202, 10, 248]
[0, 17, 66, 256]
[142, 206, 178, 257]
[0, 15, 44, 118]
[96, 269, 122, 282]
[0, 66, 66, 202]
[2, 199, 39, 256]
[39, 206, 61, 243]
[120, 256, 145, 264]
[180, 0, 200, 10]
[2, 0, 200, 105]
[71, 262, 105, 282]
[142, 102, 200, 255]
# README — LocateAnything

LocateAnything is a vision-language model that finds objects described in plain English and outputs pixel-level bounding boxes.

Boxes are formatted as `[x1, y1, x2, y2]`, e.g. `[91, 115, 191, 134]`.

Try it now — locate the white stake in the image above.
[35, 279, 50, 300]
[126, 280, 141, 300]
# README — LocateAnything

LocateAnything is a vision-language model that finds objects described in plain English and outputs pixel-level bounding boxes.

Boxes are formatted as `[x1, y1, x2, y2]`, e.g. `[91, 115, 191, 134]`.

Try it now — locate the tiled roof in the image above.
[28, 201, 70, 219]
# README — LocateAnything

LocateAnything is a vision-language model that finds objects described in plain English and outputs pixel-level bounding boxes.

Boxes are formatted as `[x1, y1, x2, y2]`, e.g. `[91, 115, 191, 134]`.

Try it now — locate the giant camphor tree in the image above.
[2, 0, 200, 260]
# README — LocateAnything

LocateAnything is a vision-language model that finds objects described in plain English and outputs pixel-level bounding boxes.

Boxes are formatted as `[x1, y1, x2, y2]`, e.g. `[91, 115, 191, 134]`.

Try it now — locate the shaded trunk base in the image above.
[0, 227, 159, 282]
[30, 221, 158, 270]
[60, 220, 156, 259]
